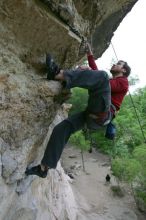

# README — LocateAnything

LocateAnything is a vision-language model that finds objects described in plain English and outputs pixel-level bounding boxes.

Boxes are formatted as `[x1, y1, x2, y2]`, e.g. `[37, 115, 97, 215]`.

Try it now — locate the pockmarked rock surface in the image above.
[0, 0, 138, 219]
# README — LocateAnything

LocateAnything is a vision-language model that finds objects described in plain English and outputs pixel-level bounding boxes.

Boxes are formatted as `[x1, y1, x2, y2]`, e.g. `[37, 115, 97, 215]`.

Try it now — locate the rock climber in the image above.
[25, 42, 131, 178]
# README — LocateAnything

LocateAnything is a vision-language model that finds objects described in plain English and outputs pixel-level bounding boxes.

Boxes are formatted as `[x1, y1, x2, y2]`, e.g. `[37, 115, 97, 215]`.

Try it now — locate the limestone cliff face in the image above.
[0, 0, 138, 219]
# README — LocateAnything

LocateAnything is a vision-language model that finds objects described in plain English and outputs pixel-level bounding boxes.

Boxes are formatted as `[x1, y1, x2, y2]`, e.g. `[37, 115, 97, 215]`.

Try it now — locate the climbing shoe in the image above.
[46, 53, 60, 80]
[25, 165, 48, 178]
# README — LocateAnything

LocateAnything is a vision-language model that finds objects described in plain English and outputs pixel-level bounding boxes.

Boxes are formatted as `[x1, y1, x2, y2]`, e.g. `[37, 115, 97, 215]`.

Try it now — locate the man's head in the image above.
[110, 60, 131, 77]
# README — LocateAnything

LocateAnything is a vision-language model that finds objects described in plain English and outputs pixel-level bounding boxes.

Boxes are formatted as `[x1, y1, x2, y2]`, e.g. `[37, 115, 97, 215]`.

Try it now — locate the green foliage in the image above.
[67, 88, 88, 115]
[111, 158, 141, 182]
[135, 189, 146, 207]
[69, 130, 90, 151]
[111, 144, 146, 207]
[110, 141, 130, 158]
[133, 145, 146, 188]
[133, 145, 146, 169]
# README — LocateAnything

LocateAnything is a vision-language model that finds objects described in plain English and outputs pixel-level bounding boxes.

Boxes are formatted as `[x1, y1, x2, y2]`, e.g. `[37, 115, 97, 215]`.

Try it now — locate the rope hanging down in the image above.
[111, 41, 146, 143]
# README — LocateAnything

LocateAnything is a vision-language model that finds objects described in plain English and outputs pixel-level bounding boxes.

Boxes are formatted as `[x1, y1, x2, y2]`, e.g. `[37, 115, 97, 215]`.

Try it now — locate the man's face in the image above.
[110, 61, 125, 76]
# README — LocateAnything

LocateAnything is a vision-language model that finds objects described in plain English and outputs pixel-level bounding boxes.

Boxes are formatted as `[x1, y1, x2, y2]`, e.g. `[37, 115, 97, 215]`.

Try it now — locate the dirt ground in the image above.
[61, 145, 146, 220]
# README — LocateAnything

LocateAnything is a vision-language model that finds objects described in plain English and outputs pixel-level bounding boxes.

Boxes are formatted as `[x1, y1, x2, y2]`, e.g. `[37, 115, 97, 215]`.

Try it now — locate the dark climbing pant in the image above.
[41, 69, 111, 168]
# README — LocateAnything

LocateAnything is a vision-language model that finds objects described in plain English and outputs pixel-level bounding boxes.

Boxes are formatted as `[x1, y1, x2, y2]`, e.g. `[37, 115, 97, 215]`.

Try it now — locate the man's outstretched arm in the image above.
[86, 43, 98, 71]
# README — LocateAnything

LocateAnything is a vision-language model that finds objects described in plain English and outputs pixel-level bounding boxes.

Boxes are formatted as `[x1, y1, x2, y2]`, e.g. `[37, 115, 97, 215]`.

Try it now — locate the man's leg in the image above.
[25, 112, 86, 177]
[57, 68, 110, 109]
[41, 111, 86, 168]
[57, 69, 111, 128]
[47, 55, 111, 122]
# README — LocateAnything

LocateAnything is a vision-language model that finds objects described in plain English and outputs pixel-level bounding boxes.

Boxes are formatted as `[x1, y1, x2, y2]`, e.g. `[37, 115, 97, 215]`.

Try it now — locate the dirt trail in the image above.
[61, 145, 146, 220]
